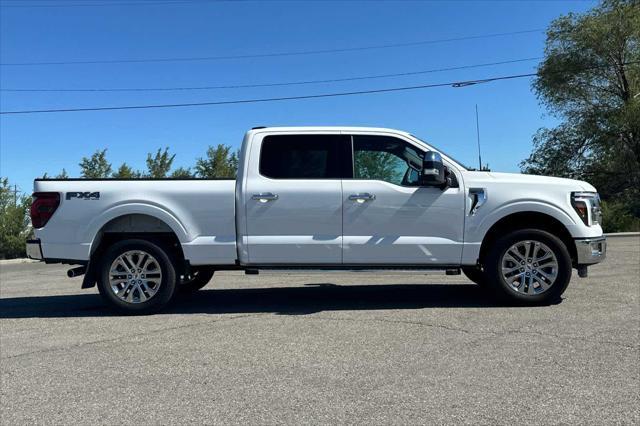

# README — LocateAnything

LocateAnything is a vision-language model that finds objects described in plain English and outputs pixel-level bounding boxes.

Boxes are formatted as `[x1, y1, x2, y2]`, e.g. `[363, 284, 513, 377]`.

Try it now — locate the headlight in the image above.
[571, 192, 601, 226]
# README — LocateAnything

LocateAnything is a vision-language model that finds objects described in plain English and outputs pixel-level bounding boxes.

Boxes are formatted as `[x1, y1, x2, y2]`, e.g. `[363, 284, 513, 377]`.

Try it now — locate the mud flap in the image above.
[81, 260, 97, 289]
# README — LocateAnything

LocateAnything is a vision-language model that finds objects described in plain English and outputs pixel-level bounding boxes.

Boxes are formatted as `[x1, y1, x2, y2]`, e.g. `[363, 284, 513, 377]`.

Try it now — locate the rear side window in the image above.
[259, 134, 350, 179]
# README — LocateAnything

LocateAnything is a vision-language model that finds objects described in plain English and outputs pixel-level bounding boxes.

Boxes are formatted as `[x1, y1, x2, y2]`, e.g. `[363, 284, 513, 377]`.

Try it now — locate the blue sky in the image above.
[0, 0, 596, 195]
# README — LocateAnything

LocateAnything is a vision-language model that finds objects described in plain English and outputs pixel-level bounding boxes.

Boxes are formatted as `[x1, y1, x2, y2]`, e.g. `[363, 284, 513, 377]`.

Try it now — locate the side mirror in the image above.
[421, 151, 446, 187]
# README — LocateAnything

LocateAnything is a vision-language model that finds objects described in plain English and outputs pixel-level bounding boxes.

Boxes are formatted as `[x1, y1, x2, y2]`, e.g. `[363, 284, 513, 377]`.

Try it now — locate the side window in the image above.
[352, 135, 424, 186]
[259, 135, 350, 179]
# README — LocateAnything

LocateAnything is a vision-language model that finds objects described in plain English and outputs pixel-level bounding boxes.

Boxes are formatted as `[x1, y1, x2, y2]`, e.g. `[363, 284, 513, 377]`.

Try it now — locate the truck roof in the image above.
[247, 126, 412, 136]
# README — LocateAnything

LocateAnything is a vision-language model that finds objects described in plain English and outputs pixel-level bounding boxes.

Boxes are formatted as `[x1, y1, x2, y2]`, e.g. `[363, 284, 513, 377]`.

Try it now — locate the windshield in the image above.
[409, 134, 472, 171]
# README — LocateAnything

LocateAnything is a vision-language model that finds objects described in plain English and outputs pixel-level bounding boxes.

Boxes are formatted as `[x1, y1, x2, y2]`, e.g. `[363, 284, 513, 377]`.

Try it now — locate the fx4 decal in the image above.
[66, 191, 100, 200]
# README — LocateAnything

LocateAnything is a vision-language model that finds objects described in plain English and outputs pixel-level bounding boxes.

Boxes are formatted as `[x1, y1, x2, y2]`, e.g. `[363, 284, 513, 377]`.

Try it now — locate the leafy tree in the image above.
[112, 163, 140, 178]
[0, 178, 31, 259]
[79, 149, 112, 178]
[354, 151, 403, 183]
[40, 169, 68, 179]
[195, 144, 238, 178]
[229, 150, 239, 174]
[171, 167, 194, 178]
[146, 147, 175, 178]
[600, 200, 640, 232]
[520, 0, 639, 230]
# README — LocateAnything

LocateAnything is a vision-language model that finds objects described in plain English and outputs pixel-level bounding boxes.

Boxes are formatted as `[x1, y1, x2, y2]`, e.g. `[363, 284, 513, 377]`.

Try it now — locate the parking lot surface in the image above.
[1, 236, 638, 425]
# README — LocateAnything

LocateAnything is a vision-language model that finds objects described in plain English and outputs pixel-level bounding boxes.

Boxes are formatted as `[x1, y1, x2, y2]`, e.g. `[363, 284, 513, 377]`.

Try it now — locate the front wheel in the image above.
[483, 229, 572, 305]
[97, 239, 177, 314]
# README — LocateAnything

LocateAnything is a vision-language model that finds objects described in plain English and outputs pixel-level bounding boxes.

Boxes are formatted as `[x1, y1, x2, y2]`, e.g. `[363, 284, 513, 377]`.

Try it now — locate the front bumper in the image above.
[25, 239, 43, 260]
[575, 236, 606, 265]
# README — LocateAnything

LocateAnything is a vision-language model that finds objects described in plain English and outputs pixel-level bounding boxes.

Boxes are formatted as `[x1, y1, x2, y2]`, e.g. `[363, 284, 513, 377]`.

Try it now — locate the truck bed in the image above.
[33, 178, 237, 265]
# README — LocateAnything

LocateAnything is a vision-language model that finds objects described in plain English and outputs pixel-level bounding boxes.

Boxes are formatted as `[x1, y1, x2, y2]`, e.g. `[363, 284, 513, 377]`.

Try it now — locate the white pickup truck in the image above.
[27, 127, 606, 313]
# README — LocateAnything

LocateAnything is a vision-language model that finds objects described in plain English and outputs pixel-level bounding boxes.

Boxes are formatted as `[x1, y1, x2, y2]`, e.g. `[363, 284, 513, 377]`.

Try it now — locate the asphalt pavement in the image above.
[1, 236, 638, 425]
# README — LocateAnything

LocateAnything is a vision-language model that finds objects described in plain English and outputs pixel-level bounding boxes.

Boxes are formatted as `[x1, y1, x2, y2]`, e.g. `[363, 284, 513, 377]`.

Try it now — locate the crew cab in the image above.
[26, 127, 607, 313]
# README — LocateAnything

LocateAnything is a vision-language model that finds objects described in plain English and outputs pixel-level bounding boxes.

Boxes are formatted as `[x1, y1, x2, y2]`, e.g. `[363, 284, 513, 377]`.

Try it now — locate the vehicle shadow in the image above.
[0, 283, 542, 319]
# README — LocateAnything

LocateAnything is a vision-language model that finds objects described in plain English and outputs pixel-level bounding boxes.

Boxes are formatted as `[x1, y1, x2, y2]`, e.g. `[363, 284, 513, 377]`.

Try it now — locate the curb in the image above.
[604, 232, 640, 238]
[0, 258, 40, 265]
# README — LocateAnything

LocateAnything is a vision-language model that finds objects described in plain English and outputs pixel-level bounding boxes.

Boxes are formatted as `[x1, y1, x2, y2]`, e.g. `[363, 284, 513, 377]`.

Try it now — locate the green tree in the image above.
[79, 149, 112, 178]
[0, 178, 31, 259]
[146, 147, 176, 178]
[40, 169, 68, 179]
[600, 199, 640, 232]
[520, 0, 640, 231]
[354, 151, 403, 183]
[112, 163, 140, 178]
[170, 167, 193, 178]
[195, 144, 238, 178]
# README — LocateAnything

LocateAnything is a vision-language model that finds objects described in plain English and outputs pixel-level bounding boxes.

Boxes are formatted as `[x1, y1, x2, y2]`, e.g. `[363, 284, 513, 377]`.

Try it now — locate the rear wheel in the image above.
[178, 267, 215, 293]
[97, 239, 177, 314]
[483, 229, 572, 305]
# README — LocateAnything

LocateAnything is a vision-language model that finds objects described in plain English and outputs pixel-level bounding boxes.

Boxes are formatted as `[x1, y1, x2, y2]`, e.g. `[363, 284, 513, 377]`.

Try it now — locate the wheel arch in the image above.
[86, 203, 189, 248]
[82, 212, 189, 289]
[478, 211, 577, 265]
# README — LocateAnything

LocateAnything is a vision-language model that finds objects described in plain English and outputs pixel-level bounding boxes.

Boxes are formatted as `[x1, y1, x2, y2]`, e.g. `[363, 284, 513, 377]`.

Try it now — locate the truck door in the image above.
[243, 133, 351, 264]
[342, 134, 465, 265]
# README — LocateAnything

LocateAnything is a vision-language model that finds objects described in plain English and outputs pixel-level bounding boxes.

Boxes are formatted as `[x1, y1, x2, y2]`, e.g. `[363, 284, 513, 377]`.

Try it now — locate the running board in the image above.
[245, 267, 462, 275]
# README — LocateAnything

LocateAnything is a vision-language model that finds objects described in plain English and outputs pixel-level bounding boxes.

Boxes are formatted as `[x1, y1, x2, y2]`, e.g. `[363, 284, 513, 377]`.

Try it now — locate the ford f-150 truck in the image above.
[26, 127, 606, 313]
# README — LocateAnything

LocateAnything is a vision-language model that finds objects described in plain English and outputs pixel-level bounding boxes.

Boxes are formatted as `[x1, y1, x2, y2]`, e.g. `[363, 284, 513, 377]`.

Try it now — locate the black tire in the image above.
[97, 239, 177, 314]
[178, 267, 215, 293]
[462, 266, 488, 287]
[483, 229, 572, 305]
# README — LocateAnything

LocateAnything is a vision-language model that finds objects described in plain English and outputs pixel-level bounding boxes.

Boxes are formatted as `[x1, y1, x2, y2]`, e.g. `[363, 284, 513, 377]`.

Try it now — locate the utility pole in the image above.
[9, 185, 21, 206]
[475, 104, 483, 170]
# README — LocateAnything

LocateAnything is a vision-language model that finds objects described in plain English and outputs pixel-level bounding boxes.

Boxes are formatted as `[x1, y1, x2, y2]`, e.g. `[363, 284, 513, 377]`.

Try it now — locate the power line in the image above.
[4, 0, 202, 1]
[4, 61, 633, 115]
[0, 0, 236, 7]
[0, 72, 539, 115]
[0, 0, 593, 2]
[1, 57, 541, 92]
[0, 0, 595, 7]
[0, 29, 543, 66]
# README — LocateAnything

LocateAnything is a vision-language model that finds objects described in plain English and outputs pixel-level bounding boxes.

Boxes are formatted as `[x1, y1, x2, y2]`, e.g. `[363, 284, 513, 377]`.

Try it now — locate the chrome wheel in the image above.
[501, 240, 558, 295]
[109, 250, 162, 304]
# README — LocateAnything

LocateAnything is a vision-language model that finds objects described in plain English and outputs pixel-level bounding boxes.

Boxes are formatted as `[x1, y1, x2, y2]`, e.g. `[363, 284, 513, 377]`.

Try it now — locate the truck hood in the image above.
[462, 171, 597, 192]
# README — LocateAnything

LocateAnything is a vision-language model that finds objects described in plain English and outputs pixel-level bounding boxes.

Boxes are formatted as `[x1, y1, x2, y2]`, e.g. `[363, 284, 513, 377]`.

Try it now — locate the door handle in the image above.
[252, 192, 279, 202]
[348, 193, 376, 203]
